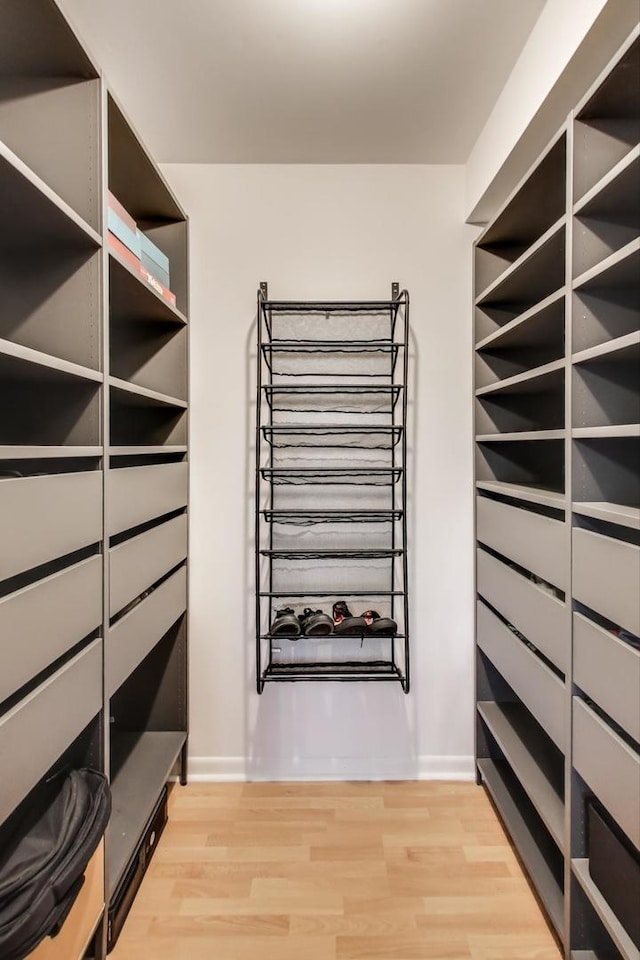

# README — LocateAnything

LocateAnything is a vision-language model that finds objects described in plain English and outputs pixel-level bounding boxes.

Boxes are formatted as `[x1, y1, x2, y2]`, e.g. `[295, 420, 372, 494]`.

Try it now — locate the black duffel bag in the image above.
[0, 768, 111, 960]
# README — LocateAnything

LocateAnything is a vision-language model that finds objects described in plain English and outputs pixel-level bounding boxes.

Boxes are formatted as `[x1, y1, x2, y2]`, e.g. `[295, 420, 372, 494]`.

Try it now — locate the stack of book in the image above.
[107, 192, 176, 308]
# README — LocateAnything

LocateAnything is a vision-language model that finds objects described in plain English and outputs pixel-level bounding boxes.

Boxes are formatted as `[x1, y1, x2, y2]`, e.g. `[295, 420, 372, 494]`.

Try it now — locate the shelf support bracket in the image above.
[391, 281, 399, 299]
[260, 281, 268, 300]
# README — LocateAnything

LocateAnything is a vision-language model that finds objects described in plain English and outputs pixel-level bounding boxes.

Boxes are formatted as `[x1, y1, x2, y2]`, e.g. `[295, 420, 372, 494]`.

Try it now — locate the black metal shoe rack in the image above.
[255, 282, 410, 693]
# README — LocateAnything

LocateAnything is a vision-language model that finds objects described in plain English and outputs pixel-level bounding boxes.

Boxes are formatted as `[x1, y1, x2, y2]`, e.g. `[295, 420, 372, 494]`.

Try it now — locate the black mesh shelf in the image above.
[260, 466, 403, 485]
[263, 384, 403, 414]
[261, 508, 403, 525]
[260, 547, 404, 560]
[255, 283, 410, 693]
[259, 589, 406, 598]
[262, 340, 403, 377]
[262, 662, 404, 683]
[261, 423, 403, 449]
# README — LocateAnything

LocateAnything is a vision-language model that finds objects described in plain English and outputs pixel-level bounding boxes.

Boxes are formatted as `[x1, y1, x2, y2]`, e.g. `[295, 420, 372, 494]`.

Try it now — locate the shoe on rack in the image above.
[333, 601, 367, 636]
[299, 608, 334, 637]
[270, 607, 302, 638]
[362, 609, 397, 637]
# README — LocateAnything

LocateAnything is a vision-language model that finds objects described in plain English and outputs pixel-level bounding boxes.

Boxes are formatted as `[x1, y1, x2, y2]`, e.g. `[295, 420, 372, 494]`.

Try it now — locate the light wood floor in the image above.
[110, 781, 562, 960]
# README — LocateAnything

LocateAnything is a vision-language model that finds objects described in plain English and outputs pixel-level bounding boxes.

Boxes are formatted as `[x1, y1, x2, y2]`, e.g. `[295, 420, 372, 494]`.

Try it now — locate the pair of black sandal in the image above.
[269, 601, 397, 639]
[333, 601, 397, 637]
[269, 607, 333, 638]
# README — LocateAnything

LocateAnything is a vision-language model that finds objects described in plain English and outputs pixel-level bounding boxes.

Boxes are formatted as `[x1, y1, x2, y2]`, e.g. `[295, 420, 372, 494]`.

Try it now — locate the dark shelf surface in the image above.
[261, 633, 406, 641]
[108, 729, 186, 897]
[263, 384, 403, 413]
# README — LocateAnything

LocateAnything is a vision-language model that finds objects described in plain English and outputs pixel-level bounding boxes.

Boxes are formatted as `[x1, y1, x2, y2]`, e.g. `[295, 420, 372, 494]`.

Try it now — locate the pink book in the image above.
[108, 231, 143, 272]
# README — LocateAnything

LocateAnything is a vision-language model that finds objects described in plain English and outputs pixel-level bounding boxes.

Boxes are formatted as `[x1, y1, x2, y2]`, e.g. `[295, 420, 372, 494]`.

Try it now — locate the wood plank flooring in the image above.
[110, 781, 562, 960]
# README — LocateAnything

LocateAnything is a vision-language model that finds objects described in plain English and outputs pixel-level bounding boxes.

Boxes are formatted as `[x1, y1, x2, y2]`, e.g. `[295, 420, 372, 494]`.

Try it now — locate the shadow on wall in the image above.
[242, 295, 421, 781]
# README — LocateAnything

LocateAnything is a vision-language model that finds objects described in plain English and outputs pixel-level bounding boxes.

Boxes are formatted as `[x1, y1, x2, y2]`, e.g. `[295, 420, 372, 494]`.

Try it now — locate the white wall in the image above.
[162, 163, 477, 780]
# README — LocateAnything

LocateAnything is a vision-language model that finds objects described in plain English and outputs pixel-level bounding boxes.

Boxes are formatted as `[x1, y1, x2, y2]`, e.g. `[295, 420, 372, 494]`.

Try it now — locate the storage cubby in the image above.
[0, 353, 101, 446]
[475, 133, 567, 298]
[573, 34, 640, 204]
[108, 617, 187, 897]
[110, 322, 187, 400]
[0, 0, 100, 231]
[475, 438, 565, 500]
[108, 95, 188, 315]
[475, 368, 565, 436]
[573, 149, 640, 279]
[110, 383, 187, 447]
[572, 346, 640, 429]
[475, 296, 565, 387]
[573, 437, 640, 527]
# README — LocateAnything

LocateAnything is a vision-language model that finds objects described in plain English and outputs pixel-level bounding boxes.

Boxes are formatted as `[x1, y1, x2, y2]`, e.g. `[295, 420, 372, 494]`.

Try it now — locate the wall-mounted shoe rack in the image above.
[474, 26, 639, 960]
[0, 1, 189, 956]
[255, 283, 410, 692]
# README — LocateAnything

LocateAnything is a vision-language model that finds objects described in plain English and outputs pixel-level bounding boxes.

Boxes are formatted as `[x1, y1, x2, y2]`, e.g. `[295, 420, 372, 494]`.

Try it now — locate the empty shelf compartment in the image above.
[475, 438, 565, 501]
[110, 320, 187, 402]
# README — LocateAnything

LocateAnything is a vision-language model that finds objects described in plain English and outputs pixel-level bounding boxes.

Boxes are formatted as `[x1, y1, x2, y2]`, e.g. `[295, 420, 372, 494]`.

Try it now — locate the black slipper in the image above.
[299, 608, 334, 637]
[270, 607, 302, 638]
[333, 601, 367, 636]
[363, 609, 397, 637]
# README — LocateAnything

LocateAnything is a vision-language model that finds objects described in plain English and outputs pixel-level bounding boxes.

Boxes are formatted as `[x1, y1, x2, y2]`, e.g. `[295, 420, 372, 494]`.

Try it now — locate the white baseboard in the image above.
[188, 754, 475, 782]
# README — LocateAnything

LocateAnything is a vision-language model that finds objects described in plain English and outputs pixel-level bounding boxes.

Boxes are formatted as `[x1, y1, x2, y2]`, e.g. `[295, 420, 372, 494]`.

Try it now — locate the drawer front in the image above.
[573, 527, 640, 636]
[110, 514, 187, 617]
[0, 640, 102, 826]
[0, 472, 102, 581]
[573, 697, 640, 851]
[476, 495, 568, 590]
[477, 547, 569, 672]
[0, 555, 102, 704]
[477, 600, 565, 750]
[574, 612, 640, 743]
[108, 462, 188, 536]
[107, 566, 187, 696]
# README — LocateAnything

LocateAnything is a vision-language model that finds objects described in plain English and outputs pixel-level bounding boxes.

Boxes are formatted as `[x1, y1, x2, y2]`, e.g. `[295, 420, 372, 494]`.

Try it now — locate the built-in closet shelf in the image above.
[573, 145, 640, 217]
[0, 138, 102, 250]
[572, 425, 640, 439]
[573, 238, 640, 291]
[572, 859, 640, 960]
[475, 217, 566, 306]
[109, 445, 188, 457]
[475, 288, 566, 351]
[475, 360, 564, 397]
[477, 759, 564, 938]
[108, 247, 187, 326]
[0, 338, 102, 384]
[477, 702, 564, 849]
[0, 446, 102, 460]
[572, 502, 640, 530]
[475, 429, 565, 442]
[475, 480, 565, 510]
[572, 332, 640, 365]
[109, 376, 188, 409]
[108, 730, 187, 897]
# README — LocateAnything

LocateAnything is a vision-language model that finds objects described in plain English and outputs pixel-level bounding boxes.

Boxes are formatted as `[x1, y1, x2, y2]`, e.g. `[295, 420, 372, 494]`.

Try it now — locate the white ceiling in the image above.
[62, 0, 546, 163]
